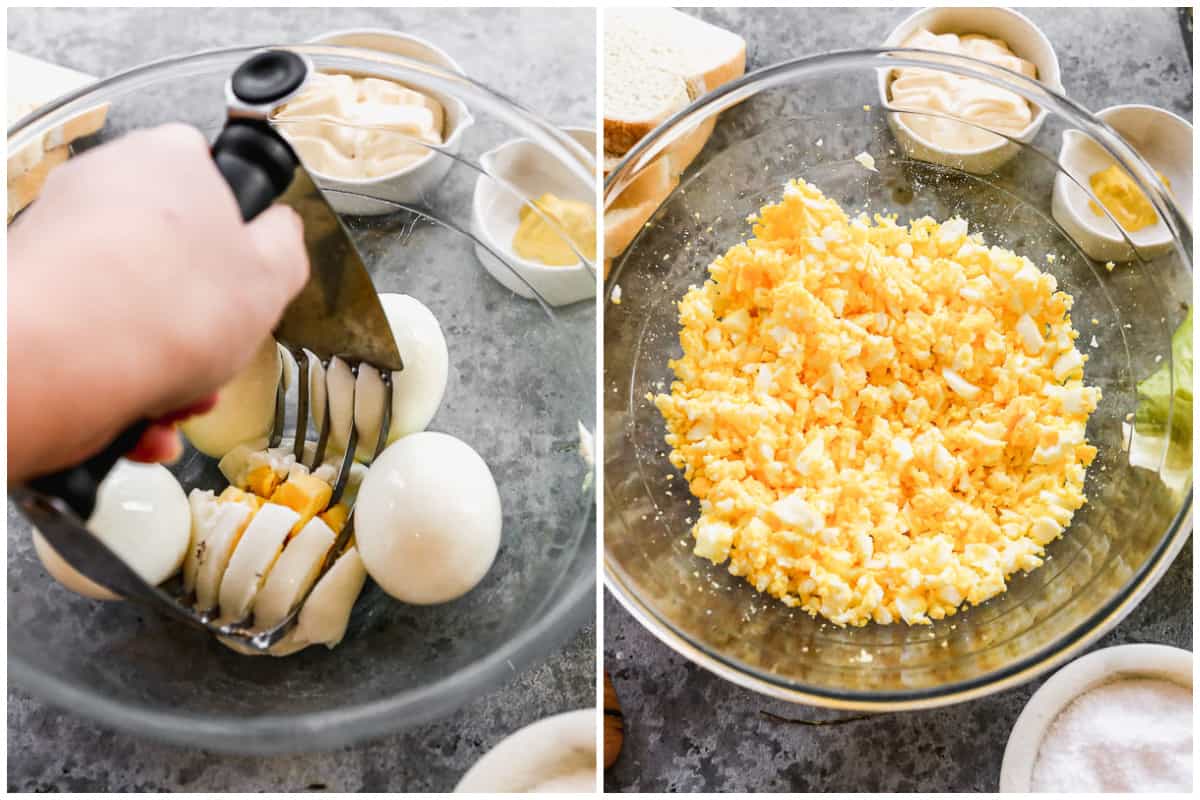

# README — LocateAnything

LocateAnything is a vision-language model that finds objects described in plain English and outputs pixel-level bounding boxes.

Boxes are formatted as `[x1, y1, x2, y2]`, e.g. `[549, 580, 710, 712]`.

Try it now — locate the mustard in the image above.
[512, 193, 596, 266]
[1088, 164, 1171, 233]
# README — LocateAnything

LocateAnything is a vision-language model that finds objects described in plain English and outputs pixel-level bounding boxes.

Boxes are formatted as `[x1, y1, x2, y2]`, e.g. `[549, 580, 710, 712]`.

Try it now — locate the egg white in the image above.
[354, 431, 501, 604]
[181, 337, 281, 458]
[34, 460, 190, 600]
[189, 489, 257, 611]
[216, 502, 299, 623]
[252, 516, 337, 628]
[310, 293, 449, 462]
[220, 545, 367, 657]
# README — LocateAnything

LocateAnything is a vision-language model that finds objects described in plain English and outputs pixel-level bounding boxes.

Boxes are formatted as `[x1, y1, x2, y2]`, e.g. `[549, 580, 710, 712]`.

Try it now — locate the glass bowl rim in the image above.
[7, 42, 597, 752]
[604, 48, 1191, 255]
[603, 47, 1193, 710]
[8, 42, 594, 186]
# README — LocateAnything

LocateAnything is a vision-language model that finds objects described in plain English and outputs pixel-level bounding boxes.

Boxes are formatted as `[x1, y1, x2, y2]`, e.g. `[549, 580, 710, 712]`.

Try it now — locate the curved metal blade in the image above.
[275, 168, 403, 372]
[12, 488, 209, 631]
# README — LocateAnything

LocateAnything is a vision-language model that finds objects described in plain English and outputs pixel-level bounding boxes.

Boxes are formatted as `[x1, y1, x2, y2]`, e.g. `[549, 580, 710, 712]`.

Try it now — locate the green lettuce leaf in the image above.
[1134, 307, 1192, 467]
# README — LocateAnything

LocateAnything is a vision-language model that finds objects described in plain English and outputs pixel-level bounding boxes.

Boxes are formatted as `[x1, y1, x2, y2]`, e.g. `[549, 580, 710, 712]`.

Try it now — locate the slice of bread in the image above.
[8, 144, 67, 222]
[603, 9, 746, 265]
[603, 151, 622, 179]
[7, 50, 109, 220]
[8, 51, 108, 173]
[604, 155, 677, 264]
[604, 61, 693, 157]
[603, 8, 745, 160]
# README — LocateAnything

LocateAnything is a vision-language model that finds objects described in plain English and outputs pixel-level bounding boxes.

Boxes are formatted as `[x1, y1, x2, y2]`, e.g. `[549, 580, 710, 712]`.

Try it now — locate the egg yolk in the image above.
[220, 465, 340, 540]
[245, 464, 282, 499]
[270, 472, 334, 537]
[319, 503, 350, 534]
[654, 179, 1100, 627]
[1088, 163, 1170, 233]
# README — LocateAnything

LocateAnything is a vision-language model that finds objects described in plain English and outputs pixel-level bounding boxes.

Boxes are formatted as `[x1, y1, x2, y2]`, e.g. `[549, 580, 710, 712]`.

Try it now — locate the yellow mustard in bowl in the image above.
[512, 193, 596, 267]
[1088, 163, 1171, 233]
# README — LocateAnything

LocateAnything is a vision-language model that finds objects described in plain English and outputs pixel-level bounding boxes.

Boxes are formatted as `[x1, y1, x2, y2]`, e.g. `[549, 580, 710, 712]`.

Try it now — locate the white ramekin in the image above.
[999, 643, 1193, 793]
[455, 708, 597, 792]
[471, 126, 596, 307]
[1051, 104, 1193, 263]
[296, 28, 475, 216]
[877, 6, 1063, 175]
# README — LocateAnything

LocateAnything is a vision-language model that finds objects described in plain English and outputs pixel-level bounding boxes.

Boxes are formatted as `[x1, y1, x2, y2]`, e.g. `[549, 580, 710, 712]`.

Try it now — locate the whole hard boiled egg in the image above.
[354, 431, 501, 604]
[311, 293, 449, 462]
[33, 460, 191, 600]
[181, 336, 281, 458]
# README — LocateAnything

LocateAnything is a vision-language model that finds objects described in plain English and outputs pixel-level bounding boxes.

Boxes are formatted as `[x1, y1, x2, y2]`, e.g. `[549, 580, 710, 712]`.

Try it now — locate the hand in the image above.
[8, 123, 309, 482]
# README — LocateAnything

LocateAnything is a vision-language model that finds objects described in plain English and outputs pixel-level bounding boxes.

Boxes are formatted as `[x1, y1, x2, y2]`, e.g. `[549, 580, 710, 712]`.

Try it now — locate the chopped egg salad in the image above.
[653, 179, 1100, 626]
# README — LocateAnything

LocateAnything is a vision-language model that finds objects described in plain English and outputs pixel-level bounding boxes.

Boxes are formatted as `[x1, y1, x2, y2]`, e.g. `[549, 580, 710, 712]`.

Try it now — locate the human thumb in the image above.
[245, 204, 310, 310]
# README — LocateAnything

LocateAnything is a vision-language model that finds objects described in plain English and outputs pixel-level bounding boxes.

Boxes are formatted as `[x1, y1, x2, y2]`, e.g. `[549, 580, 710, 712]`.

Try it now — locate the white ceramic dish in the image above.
[290, 28, 475, 216]
[878, 6, 1063, 174]
[472, 126, 596, 306]
[1051, 104, 1193, 263]
[454, 708, 597, 793]
[999, 644, 1193, 793]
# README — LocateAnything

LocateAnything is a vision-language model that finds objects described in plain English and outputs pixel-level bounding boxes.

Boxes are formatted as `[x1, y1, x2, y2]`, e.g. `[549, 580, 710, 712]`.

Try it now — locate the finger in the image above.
[127, 424, 183, 465]
[156, 393, 219, 424]
[245, 204, 309, 305]
[147, 122, 210, 157]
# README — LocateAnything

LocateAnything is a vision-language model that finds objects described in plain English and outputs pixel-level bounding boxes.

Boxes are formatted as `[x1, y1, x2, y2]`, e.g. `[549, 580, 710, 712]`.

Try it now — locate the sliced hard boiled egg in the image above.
[311, 355, 358, 460]
[190, 490, 258, 611]
[352, 364, 388, 458]
[216, 501, 299, 623]
[287, 545, 367, 649]
[184, 490, 249, 595]
[280, 344, 298, 393]
[354, 431, 501, 604]
[220, 444, 319, 495]
[220, 545, 367, 657]
[310, 294, 449, 462]
[216, 438, 269, 487]
[33, 460, 190, 600]
[181, 336, 281, 458]
[306, 351, 328, 431]
[252, 516, 336, 628]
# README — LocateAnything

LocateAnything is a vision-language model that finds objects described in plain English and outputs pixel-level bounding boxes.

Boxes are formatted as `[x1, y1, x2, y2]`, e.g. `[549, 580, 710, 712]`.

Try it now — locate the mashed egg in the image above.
[654, 179, 1100, 626]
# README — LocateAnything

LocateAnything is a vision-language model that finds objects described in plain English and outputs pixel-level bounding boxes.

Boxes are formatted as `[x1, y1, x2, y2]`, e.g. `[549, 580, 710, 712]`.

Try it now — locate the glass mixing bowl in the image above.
[8, 45, 595, 752]
[604, 50, 1191, 710]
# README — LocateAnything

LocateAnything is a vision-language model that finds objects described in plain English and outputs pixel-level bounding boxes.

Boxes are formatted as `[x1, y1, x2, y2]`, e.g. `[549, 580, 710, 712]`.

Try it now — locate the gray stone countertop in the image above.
[8, 6, 594, 793]
[604, 6, 1192, 793]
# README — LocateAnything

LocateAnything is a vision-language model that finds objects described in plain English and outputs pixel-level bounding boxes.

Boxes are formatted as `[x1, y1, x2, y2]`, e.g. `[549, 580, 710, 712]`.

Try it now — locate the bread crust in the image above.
[604, 154, 677, 270]
[602, 11, 747, 262]
[8, 144, 68, 221]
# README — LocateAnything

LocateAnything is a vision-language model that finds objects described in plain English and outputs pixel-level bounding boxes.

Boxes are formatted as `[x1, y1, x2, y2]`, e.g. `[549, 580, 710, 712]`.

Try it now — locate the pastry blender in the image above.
[12, 50, 403, 651]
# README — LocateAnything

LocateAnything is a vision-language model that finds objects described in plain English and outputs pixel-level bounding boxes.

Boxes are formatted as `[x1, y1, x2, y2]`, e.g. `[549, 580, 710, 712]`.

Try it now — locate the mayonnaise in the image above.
[890, 28, 1037, 151]
[273, 73, 444, 179]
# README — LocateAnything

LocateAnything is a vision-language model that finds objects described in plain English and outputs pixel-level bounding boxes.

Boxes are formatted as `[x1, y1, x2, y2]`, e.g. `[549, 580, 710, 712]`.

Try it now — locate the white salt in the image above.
[1031, 678, 1192, 793]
